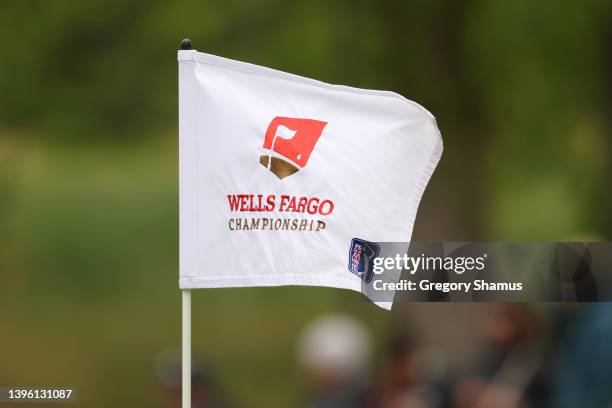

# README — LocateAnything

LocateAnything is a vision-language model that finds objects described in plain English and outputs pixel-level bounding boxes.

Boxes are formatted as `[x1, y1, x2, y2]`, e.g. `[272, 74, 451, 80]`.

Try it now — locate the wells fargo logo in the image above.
[226, 194, 333, 232]
[259, 116, 327, 179]
[226, 117, 332, 232]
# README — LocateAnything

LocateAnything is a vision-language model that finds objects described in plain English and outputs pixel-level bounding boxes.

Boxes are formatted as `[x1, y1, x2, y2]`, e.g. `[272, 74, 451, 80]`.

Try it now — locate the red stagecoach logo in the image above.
[259, 116, 327, 179]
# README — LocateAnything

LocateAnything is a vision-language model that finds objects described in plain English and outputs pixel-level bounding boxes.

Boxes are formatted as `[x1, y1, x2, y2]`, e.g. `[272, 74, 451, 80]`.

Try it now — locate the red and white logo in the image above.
[259, 116, 327, 179]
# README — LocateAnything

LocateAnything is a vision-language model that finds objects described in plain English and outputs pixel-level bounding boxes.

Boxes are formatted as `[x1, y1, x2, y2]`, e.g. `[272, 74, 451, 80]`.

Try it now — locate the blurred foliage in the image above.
[1, 0, 611, 407]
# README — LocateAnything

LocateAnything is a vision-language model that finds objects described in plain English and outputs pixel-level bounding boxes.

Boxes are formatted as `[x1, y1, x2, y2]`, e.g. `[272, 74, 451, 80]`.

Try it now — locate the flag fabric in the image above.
[178, 50, 443, 309]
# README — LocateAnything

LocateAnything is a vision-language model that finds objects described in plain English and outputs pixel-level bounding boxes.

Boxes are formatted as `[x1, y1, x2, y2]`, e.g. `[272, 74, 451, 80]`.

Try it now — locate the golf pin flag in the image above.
[178, 49, 443, 309]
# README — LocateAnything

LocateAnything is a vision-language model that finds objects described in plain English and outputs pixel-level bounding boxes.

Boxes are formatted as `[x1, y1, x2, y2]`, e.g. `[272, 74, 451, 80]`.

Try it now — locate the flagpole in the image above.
[182, 289, 191, 408]
[180, 37, 193, 408]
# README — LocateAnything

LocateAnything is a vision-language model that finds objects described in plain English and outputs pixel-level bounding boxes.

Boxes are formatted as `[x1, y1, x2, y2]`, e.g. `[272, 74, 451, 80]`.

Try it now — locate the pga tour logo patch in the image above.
[348, 238, 380, 283]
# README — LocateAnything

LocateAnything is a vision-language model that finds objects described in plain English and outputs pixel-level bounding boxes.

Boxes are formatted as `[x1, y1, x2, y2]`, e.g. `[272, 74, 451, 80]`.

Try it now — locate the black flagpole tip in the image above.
[180, 39, 192, 50]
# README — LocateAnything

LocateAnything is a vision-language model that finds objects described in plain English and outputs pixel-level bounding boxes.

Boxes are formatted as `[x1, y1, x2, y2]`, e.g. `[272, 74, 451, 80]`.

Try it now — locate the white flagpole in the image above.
[182, 288, 191, 408]
[179, 38, 193, 408]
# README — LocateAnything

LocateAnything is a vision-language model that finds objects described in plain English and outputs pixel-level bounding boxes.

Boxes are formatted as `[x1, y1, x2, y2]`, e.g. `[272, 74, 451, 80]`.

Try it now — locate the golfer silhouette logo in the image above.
[259, 116, 327, 179]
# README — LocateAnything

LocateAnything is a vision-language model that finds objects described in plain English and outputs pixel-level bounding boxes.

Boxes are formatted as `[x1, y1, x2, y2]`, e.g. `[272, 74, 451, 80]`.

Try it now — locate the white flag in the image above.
[179, 50, 443, 309]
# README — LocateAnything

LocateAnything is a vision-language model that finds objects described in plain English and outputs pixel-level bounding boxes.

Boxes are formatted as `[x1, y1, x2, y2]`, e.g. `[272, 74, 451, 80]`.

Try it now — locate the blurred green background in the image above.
[1, 0, 611, 407]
